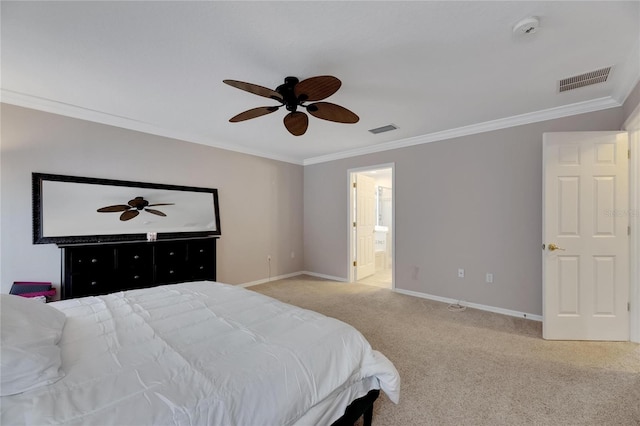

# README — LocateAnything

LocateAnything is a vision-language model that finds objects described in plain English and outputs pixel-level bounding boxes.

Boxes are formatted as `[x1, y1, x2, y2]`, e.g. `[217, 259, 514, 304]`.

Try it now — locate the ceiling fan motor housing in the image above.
[130, 196, 149, 210]
[277, 77, 302, 111]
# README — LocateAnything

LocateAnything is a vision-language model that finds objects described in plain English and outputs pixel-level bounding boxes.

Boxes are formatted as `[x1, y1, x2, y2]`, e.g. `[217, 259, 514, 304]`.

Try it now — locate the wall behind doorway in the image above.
[303, 107, 627, 316]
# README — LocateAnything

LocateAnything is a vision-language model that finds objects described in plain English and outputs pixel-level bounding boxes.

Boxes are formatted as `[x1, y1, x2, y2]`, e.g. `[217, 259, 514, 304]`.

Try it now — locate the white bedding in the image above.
[1, 281, 399, 425]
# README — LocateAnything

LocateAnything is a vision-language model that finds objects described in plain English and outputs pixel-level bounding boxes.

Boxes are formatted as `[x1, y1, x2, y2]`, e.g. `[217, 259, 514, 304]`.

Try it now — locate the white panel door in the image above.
[543, 132, 629, 340]
[356, 174, 376, 280]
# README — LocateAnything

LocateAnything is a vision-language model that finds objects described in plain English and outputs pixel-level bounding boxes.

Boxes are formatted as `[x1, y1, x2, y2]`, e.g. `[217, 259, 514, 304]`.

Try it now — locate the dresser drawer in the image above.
[155, 266, 188, 283]
[189, 262, 215, 281]
[155, 242, 187, 264]
[188, 239, 216, 280]
[118, 245, 153, 266]
[117, 245, 154, 287]
[189, 239, 214, 260]
[155, 242, 189, 283]
[66, 273, 114, 298]
[68, 247, 115, 273]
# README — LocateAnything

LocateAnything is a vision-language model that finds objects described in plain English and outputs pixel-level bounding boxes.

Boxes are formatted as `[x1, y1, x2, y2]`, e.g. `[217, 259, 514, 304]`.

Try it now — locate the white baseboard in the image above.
[393, 288, 543, 322]
[239, 271, 346, 288]
[239, 272, 542, 322]
[238, 272, 304, 288]
[301, 271, 348, 282]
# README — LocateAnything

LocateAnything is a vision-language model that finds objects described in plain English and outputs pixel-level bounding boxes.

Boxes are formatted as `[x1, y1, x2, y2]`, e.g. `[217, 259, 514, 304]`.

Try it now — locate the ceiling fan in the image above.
[223, 75, 359, 136]
[97, 197, 174, 221]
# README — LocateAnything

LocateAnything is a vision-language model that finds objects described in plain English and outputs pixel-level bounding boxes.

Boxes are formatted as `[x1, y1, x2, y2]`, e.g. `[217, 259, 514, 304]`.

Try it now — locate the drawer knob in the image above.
[199, 266, 204, 270]
[91, 258, 98, 263]
[91, 281, 97, 286]
[134, 255, 140, 260]
[199, 249, 204, 253]
[134, 275, 140, 280]
[169, 270, 174, 274]
[169, 252, 175, 256]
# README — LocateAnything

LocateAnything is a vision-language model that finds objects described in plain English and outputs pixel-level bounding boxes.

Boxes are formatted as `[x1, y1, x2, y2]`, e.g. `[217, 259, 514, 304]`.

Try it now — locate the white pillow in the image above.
[0, 294, 67, 396]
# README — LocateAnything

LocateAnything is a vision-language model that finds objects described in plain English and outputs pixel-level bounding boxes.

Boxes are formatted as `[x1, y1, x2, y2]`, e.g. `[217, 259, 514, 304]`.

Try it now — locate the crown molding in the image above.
[0, 89, 303, 165]
[0, 89, 621, 167]
[303, 96, 622, 165]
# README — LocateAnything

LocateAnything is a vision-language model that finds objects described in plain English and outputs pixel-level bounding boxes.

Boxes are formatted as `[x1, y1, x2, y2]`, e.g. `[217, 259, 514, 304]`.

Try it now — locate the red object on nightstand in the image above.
[9, 281, 56, 300]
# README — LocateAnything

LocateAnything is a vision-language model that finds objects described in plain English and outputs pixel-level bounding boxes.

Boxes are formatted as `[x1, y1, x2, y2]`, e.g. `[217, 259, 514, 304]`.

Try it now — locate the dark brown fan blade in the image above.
[306, 102, 359, 123]
[146, 203, 175, 207]
[97, 204, 131, 212]
[223, 80, 283, 102]
[294, 76, 341, 101]
[145, 208, 167, 217]
[283, 112, 308, 136]
[120, 210, 139, 221]
[229, 106, 280, 122]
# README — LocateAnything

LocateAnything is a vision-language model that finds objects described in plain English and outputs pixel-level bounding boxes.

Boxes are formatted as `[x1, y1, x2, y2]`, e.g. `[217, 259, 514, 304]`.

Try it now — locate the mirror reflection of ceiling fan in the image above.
[97, 197, 174, 221]
[223, 75, 359, 136]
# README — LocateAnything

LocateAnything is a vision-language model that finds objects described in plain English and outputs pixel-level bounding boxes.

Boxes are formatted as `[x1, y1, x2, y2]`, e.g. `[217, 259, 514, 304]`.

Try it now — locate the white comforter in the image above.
[1, 281, 399, 425]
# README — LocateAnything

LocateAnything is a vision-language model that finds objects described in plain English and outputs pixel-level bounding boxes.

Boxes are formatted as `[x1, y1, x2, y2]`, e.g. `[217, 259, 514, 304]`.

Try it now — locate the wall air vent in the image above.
[368, 124, 398, 134]
[559, 67, 611, 93]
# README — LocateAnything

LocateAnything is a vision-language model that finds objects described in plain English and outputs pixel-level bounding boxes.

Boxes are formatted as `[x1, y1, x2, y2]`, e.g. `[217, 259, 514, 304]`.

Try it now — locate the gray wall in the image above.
[304, 108, 626, 316]
[3, 94, 637, 316]
[0, 104, 304, 294]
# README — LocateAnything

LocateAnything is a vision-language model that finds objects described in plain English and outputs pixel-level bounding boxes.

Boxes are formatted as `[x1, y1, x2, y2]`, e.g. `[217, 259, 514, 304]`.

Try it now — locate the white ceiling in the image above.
[2, 1, 639, 165]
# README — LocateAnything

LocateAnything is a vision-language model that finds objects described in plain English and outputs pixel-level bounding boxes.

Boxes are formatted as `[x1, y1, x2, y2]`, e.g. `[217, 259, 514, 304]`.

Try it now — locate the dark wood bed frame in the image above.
[331, 389, 380, 426]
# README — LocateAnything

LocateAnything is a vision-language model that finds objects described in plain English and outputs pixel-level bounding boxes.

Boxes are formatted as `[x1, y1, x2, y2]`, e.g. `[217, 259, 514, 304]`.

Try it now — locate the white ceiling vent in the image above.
[368, 124, 398, 134]
[559, 67, 611, 93]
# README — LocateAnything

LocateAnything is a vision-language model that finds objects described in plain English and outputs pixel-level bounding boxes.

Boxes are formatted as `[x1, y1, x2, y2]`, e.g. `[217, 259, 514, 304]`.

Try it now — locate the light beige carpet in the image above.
[250, 275, 640, 426]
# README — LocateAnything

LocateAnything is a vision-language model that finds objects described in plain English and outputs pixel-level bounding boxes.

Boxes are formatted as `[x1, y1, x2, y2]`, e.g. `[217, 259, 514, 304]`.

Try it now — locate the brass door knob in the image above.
[548, 243, 565, 251]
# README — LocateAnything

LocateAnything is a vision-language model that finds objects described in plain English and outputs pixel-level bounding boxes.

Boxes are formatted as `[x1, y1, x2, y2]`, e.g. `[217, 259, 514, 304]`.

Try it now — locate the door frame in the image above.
[347, 163, 395, 287]
[623, 106, 640, 343]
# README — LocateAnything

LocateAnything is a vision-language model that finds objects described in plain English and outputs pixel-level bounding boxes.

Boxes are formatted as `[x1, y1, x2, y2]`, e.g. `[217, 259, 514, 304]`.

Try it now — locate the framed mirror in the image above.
[32, 173, 221, 244]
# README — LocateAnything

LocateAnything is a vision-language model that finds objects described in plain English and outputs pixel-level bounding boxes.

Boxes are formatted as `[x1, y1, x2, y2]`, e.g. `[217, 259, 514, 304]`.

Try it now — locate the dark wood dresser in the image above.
[60, 237, 217, 299]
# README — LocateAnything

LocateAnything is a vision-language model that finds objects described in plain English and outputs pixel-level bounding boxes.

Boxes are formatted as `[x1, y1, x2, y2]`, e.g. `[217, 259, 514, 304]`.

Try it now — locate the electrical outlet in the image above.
[458, 268, 465, 278]
[486, 273, 494, 283]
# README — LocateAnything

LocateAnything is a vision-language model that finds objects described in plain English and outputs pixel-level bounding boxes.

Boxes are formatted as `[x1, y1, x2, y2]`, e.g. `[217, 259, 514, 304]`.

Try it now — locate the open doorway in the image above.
[348, 164, 394, 289]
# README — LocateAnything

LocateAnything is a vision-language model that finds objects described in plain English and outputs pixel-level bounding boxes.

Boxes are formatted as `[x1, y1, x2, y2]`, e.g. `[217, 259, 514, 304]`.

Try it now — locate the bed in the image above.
[0, 281, 400, 425]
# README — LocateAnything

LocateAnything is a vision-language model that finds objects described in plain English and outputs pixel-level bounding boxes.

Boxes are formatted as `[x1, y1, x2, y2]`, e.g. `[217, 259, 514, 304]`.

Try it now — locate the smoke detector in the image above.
[513, 17, 539, 35]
